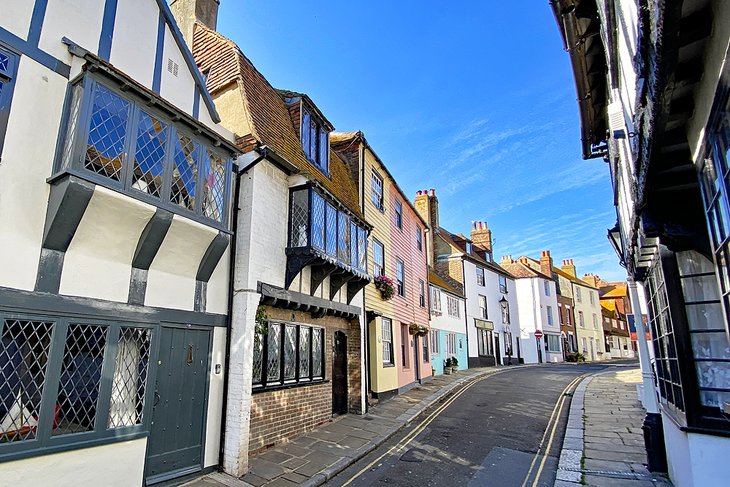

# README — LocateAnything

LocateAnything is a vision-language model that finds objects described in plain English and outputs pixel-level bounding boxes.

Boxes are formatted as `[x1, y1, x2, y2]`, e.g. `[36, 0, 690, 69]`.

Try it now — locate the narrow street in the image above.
[325, 365, 607, 487]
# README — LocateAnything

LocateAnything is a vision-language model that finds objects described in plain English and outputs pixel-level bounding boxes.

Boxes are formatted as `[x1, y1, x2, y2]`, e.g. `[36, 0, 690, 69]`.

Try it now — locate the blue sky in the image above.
[216, 1, 624, 281]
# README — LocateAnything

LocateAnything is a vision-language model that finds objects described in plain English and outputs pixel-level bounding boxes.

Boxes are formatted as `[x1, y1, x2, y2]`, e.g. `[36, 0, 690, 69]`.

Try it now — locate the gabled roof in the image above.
[522, 256, 598, 290]
[191, 23, 362, 219]
[500, 260, 552, 280]
[429, 268, 465, 298]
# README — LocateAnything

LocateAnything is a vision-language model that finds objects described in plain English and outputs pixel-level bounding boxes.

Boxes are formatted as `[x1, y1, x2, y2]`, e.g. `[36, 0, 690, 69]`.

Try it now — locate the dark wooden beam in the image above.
[678, 8, 713, 47]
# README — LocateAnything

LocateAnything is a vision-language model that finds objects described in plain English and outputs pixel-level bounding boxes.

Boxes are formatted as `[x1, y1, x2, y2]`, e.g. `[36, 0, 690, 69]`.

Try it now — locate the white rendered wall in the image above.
[662, 415, 730, 487]
[463, 260, 485, 358]
[0, 57, 66, 291]
[60, 186, 155, 302]
[160, 25, 195, 114]
[4, 0, 34, 40]
[207, 246, 231, 314]
[109, 0, 159, 87]
[145, 214, 217, 310]
[429, 286, 466, 335]
[204, 326, 227, 467]
[515, 278, 539, 364]
[0, 439, 147, 487]
[39, 0, 104, 63]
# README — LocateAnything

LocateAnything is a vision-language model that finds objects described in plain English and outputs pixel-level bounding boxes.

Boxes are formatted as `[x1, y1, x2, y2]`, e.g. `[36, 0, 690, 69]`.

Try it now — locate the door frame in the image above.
[144, 323, 214, 485]
[332, 330, 348, 415]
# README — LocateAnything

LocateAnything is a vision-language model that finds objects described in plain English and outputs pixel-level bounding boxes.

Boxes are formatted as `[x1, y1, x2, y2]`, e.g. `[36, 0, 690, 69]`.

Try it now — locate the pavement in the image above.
[554, 367, 672, 487]
[182, 366, 522, 487]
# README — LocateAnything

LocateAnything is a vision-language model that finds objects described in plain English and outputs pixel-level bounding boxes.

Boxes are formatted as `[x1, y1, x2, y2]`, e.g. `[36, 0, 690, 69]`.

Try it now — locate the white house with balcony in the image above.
[0, 1, 237, 486]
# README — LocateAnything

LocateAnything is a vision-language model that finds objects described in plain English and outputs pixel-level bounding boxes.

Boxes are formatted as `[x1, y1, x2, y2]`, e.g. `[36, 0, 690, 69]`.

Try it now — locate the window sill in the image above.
[0, 429, 148, 464]
[47, 169, 232, 233]
[252, 379, 328, 394]
[382, 363, 396, 368]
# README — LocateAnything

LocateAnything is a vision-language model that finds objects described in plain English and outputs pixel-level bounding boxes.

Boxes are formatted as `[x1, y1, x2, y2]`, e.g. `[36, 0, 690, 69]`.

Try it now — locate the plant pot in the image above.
[443, 367, 452, 375]
[451, 366, 458, 373]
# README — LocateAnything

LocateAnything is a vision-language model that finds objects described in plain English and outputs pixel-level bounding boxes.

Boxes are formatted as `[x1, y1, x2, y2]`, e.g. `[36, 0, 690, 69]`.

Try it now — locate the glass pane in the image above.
[0, 52, 8, 73]
[695, 361, 730, 390]
[301, 110, 311, 158]
[677, 250, 716, 276]
[266, 323, 281, 382]
[252, 331, 263, 384]
[170, 131, 199, 211]
[284, 325, 296, 380]
[108, 327, 151, 428]
[700, 390, 730, 409]
[309, 120, 317, 161]
[312, 328, 323, 378]
[338, 212, 350, 264]
[680, 275, 721, 302]
[326, 203, 337, 257]
[53, 323, 107, 436]
[132, 110, 167, 198]
[290, 189, 309, 247]
[0, 320, 54, 443]
[350, 221, 358, 266]
[299, 327, 310, 379]
[691, 332, 730, 359]
[318, 130, 328, 170]
[85, 84, 130, 181]
[358, 227, 367, 271]
[685, 303, 725, 331]
[201, 149, 227, 222]
[60, 83, 84, 171]
[311, 192, 325, 250]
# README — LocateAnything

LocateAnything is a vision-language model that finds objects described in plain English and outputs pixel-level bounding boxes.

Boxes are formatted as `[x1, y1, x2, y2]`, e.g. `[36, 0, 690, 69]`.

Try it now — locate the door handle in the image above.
[154, 391, 160, 407]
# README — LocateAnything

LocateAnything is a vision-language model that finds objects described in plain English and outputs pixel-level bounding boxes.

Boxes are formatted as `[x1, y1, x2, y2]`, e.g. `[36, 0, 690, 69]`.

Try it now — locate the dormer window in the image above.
[301, 107, 329, 174]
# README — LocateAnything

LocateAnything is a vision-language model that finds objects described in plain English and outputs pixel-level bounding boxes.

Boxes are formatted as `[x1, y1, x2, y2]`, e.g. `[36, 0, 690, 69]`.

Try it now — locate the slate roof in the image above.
[191, 23, 362, 219]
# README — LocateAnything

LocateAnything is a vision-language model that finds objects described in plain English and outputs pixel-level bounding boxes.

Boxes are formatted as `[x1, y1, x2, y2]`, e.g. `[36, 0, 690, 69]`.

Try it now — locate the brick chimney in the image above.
[539, 250, 553, 277]
[561, 259, 577, 277]
[170, 0, 220, 46]
[500, 255, 514, 266]
[582, 273, 607, 288]
[470, 221, 493, 257]
[414, 189, 439, 266]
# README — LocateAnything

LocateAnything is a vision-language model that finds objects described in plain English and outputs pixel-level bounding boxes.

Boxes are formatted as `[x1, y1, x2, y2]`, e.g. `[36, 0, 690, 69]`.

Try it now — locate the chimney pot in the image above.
[430, 189, 435, 196]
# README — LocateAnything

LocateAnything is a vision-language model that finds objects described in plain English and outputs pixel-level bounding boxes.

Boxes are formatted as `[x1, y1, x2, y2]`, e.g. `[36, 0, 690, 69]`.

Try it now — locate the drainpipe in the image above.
[218, 148, 266, 468]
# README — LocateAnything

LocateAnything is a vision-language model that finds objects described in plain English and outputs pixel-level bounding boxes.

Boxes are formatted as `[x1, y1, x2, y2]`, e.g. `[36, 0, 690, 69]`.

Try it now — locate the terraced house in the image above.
[0, 1, 238, 485]
[332, 132, 430, 400]
[171, 0, 370, 476]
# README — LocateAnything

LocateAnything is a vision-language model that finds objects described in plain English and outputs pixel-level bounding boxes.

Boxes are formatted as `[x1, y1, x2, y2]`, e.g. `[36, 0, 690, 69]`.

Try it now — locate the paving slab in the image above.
[554, 367, 672, 487]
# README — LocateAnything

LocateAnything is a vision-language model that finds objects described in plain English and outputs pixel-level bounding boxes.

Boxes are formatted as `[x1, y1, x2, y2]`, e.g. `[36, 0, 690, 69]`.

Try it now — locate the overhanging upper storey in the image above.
[551, 0, 608, 159]
[286, 183, 371, 303]
[50, 45, 238, 231]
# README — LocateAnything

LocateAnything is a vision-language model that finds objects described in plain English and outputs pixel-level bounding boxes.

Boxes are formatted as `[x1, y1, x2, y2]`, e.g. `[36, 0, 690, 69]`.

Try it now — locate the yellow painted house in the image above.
[333, 132, 431, 400]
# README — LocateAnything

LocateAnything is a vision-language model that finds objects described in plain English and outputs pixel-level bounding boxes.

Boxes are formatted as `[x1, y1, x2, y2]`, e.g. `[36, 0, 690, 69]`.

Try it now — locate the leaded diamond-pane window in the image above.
[284, 325, 297, 380]
[56, 77, 233, 227]
[132, 110, 168, 198]
[201, 149, 227, 222]
[311, 192, 325, 250]
[350, 221, 358, 267]
[252, 330, 263, 386]
[108, 327, 151, 428]
[85, 84, 130, 181]
[0, 53, 8, 73]
[290, 189, 309, 247]
[53, 323, 108, 436]
[0, 320, 54, 443]
[266, 323, 281, 382]
[312, 328, 323, 378]
[358, 227, 367, 272]
[326, 203, 337, 257]
[254, 322, 324, 389]
[299, 327, 310, 381]
[338, 212, 350, 264]
[170, 132, 199, 211]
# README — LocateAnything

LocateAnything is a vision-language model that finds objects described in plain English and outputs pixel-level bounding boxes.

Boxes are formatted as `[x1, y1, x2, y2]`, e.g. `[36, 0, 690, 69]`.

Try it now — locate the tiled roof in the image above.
[601, 284, 627, 298]
[522, 256, 598, 289]
[191, 23, 362, 219]
[500, 261, 546, 279]
[429, 268, 464, 298]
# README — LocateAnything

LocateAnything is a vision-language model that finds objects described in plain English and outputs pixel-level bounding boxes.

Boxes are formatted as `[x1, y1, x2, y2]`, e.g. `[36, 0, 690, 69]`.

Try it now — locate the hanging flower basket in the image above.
[409, 323, 429, 337]
[373, 275, 396, 301]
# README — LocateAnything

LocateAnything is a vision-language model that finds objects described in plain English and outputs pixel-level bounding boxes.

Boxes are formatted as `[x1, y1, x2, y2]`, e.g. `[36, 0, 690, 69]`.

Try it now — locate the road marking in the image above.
[520, 373, 586, 487]
[340, 369, 510, 486]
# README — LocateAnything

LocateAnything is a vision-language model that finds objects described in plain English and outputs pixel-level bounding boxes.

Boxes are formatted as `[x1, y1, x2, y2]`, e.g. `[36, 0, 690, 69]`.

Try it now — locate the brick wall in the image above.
[248, 306, 362, 453]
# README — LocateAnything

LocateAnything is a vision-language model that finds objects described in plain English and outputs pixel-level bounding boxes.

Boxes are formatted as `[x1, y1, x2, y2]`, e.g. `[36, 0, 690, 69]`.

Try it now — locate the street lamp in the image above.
[607, 222, 626, 267]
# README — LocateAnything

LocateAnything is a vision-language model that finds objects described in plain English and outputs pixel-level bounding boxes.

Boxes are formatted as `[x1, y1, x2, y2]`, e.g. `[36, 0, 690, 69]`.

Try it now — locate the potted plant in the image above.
[373, 275, 396, 301]
[450, 356, 459, 373]
[417, 326, 429, 337]
[408, 323, 420, 335]
[444, 357, 453, 375]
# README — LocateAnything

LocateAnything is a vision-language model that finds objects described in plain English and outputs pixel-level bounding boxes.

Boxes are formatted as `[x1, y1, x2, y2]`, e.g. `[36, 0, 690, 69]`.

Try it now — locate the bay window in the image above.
[54, 75, 233, 229]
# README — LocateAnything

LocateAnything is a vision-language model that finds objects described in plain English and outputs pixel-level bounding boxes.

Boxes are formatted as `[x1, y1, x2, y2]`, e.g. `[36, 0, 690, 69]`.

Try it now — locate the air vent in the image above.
[167, 59, 179, 77]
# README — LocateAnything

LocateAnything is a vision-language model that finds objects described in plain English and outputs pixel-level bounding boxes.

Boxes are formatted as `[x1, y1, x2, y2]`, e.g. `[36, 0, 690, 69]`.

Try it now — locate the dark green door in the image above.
[145, 326, 211, 484]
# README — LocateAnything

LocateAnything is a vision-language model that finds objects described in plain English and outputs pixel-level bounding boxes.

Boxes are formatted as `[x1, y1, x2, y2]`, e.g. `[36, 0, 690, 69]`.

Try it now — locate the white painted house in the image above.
[0, 1, 237, 485]
[428, 270, 468, 374]
[500, 255, 562, 364]
[553, 0, 730, 484]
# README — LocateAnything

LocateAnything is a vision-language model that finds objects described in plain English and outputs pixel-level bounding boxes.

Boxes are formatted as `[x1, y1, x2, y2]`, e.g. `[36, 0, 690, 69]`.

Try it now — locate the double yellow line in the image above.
[520, 373, 586, 487]
[341, 370, 507, 486]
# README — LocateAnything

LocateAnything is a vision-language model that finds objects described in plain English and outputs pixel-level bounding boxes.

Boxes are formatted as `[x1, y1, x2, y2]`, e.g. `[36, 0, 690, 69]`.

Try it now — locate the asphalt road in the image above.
[325, 364, 608, 487]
